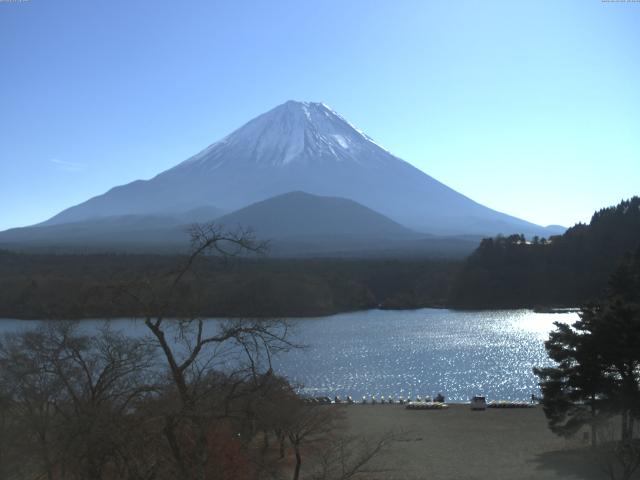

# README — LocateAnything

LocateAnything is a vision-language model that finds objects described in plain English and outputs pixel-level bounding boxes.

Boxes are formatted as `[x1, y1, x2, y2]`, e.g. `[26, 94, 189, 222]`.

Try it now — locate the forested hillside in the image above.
[4, 197, 638, 318]
[449, 197, 640, 308]
[0, 251, 459, 319]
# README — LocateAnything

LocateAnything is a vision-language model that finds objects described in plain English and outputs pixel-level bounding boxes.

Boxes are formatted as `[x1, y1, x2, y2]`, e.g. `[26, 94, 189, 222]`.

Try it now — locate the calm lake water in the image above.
[0, 308, 578, 402]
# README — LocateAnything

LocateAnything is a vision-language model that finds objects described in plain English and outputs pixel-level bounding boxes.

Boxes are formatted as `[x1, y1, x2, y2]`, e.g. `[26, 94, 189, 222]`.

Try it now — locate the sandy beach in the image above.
[343, 404, 618, 480]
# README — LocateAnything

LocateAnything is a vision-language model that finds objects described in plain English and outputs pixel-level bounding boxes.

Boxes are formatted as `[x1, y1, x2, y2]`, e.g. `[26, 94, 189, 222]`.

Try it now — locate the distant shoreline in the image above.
[0, 305, 583, 322]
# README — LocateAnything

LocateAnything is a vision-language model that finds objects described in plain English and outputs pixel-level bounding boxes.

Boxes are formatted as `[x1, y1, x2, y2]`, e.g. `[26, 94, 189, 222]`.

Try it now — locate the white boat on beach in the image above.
[405, 401, 449, 410]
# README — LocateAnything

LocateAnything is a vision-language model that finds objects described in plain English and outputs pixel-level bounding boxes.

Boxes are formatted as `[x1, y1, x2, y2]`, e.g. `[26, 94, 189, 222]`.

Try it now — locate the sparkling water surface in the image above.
[271, 309, 577, 401]
[0, 308, 578, 402]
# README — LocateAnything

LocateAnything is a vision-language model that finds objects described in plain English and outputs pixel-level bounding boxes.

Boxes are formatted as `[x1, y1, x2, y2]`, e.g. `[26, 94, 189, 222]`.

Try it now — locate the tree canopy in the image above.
[534, 247, 640, 450]
[450, 197, 640, 309]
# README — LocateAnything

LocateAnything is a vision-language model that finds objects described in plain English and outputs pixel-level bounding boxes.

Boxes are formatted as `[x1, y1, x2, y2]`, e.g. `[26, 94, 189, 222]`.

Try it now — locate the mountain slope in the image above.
[0, 191, 481, 257]
[0, 207, 224, 251]
[217, 191, 418, 239]
[40, 101, 559, 237]
[0, 191, 419, 251]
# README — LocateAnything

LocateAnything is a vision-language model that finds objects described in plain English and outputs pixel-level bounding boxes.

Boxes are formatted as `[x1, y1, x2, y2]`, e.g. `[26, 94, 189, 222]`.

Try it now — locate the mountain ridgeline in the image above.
[0, 100, 563, 255]
[1, 198, 637, 319]
[449, 197, 640, 308]
[0, 192, 480, 257]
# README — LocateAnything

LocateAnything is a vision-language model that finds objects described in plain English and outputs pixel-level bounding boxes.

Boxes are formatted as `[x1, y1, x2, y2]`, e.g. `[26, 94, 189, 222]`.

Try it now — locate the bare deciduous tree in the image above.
[114, 224, 296, 480]
[0, 322, 157, 480]
[0, 224, 397, 480]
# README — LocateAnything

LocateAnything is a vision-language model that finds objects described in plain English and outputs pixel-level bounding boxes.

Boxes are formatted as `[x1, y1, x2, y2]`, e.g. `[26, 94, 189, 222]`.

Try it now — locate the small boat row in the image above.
[360, 395, 440, 405]
[304, 395, 445, 405]
[405, 401, 449, 410]
[302, 395, 536, 408]
[303, 396, 333, 405]
[486, 400, 535, 409]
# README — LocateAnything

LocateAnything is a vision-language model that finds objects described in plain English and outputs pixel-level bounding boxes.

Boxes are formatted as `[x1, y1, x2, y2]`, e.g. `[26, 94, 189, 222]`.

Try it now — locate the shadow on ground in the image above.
[531, 446, 639, 480]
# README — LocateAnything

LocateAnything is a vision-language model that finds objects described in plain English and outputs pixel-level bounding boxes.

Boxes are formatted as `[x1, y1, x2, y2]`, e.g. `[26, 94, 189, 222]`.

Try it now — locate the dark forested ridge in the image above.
[449, 197, 640, 309]
[0, 250, 459, 319]
[4, 197, 639, 318]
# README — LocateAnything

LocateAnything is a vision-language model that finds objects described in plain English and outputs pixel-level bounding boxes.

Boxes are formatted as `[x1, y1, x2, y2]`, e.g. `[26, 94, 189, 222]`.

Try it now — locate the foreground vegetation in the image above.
[535, 248, 640, 480]
[1, 198, 639, 479]
[0, 227, 396, 480]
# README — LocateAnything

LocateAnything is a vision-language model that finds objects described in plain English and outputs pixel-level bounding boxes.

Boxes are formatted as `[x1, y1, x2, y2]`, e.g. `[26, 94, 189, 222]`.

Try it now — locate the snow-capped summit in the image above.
[173, 100, 397, 170]
[39, 100, 561, 238]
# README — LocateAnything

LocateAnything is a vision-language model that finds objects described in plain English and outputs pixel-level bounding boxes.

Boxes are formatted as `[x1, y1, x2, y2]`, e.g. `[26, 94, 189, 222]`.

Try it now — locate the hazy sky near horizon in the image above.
[1, 0, 639, 231]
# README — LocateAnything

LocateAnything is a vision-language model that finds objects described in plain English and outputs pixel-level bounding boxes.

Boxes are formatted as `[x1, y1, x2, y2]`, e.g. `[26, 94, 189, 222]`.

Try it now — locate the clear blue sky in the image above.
[1, 0, 639, 231]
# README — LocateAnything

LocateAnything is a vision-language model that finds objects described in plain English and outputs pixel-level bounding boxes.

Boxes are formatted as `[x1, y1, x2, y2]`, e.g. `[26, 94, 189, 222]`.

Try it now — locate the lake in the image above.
[0, 308, 578, 402]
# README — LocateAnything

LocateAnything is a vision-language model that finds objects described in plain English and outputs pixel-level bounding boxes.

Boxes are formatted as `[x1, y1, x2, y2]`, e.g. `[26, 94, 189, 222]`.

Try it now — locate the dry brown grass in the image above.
[342, 404, 613, 480]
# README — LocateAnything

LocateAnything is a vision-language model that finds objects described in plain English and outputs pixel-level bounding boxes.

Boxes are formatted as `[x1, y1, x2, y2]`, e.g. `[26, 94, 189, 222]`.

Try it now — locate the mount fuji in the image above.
[3, 100, 563, 252]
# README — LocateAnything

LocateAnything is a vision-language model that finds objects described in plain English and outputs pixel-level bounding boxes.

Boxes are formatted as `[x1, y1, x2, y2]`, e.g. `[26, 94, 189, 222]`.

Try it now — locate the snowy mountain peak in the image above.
[173, 100, 397, 171]
[35, 100, 557, 239]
